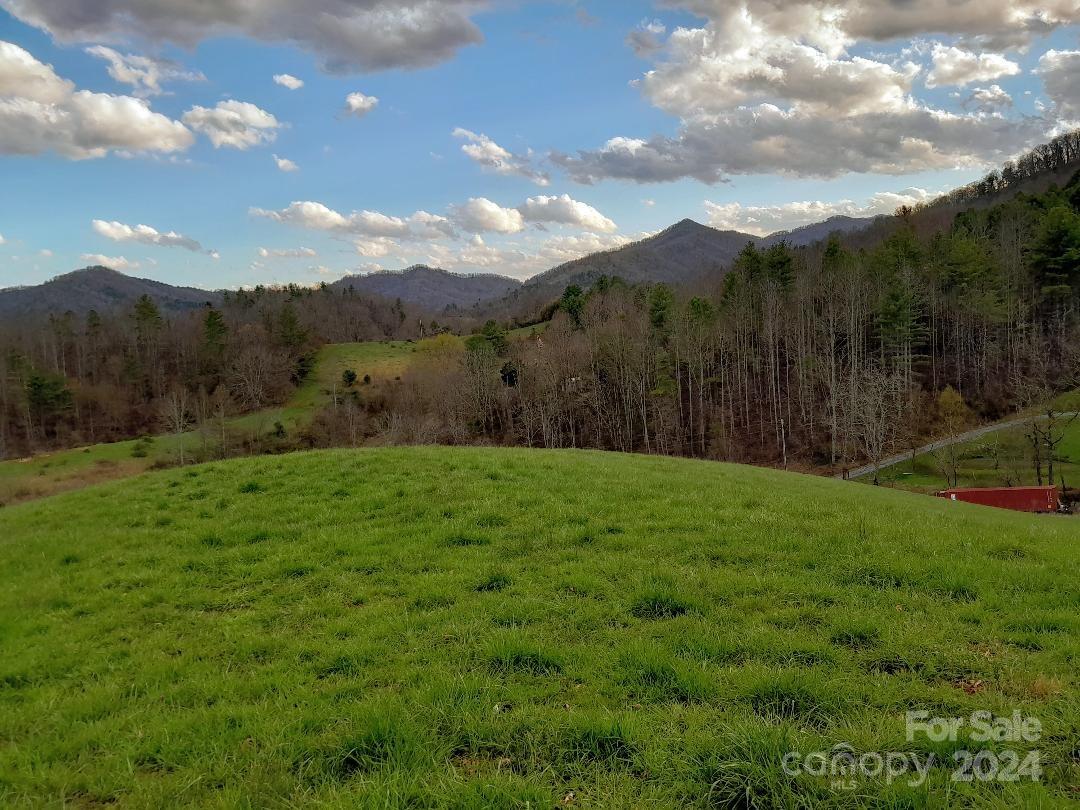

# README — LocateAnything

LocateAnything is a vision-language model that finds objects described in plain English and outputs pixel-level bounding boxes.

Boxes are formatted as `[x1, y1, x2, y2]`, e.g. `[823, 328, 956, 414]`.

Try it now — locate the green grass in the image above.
[291, 341, 416, 411]
[0, 341, 418, 505]
[504, 323, 547, 342]
[0, 437, 173, 505]
[232, 340, 418, 432]
[874, 419, 1080, 492]
[1, 447, 1078, 807]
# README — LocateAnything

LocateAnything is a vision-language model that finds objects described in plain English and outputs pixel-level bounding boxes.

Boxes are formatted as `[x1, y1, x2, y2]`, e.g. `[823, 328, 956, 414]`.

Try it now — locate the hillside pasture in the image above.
[873, 419, 1080, 494]
[1, 447, 1077, 806]
[0, 341, 418, 506]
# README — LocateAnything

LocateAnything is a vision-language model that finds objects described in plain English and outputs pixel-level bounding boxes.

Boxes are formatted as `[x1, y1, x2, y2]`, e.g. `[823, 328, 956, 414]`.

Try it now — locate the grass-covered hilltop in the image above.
[1, 447, 1078, 807]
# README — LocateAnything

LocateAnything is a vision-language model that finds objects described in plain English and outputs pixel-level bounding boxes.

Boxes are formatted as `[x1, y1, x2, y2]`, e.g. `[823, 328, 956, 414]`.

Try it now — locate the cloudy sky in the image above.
[1, 1, 1078, 289]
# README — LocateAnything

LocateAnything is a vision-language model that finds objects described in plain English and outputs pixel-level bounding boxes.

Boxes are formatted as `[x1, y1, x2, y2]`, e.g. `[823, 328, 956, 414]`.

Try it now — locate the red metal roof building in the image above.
[938, 486, 1060, 513]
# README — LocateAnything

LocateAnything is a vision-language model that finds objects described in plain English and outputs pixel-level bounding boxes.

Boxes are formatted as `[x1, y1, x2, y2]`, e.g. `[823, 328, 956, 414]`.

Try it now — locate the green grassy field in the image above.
[1, 447, 1077, 807]
[874, 420, 1080, 493]
[0, 437, 165, 505]
[0, 341, 418, 506]
[230, 340, 419, 432]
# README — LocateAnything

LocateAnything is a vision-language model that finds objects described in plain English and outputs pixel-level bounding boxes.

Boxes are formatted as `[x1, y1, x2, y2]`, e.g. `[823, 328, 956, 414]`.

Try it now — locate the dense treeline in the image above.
[5, 145, 1080, 475]
[367, 170, 1080, 471]
[933, 130, 1080, 210]
[0, 284, 421, 458]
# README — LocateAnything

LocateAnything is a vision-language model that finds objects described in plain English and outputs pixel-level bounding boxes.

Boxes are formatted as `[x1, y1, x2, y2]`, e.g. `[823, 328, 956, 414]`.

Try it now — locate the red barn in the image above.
[938, 486, 1060, 513]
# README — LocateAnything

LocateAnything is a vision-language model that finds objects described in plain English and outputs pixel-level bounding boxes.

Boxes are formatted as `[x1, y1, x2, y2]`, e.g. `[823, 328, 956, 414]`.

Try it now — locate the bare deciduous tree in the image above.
[851, 368, 908, 485]
[160, 387, 191, 465]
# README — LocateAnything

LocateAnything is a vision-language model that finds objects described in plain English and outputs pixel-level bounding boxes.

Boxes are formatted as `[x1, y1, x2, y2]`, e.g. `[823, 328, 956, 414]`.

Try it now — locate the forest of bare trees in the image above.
[4, 146, 1080, 475]
[0, 284, 422, 458]
[358, 169, 1080, 472]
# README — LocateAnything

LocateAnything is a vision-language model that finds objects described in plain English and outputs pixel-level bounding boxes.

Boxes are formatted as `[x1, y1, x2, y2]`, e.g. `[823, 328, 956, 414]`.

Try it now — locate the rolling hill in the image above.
[0, 266, 221, 318]
[0, 339, 422, 505]
[331, 264, 521, 310]
[0, 446, 1076, 806]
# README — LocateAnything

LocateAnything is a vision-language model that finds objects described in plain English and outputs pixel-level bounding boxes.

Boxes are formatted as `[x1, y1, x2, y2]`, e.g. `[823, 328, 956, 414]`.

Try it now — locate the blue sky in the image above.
[1, 1, 1078, 289]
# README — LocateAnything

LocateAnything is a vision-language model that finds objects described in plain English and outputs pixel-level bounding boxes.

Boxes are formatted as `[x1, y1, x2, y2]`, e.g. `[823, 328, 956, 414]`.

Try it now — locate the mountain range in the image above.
[0, 215, 875, 319]
[0, 266, 220, 320]
[524, 215, 872, 293]
[331, 265, 522, 311]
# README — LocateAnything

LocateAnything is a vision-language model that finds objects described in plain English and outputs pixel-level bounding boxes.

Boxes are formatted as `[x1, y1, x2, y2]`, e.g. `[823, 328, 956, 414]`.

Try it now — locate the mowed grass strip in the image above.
[0, 447, 1078, 807]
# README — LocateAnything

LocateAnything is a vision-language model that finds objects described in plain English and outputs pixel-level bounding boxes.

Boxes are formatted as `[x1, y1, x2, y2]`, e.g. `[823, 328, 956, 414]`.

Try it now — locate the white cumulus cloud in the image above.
[535, 232, 635, 264]
[344, 92, 379, 118]
[354, 237, 401, 258]
[627, 19, 667, 57]
[85, 45, 204, 96]
[273, 154, 299, 172]
[273, 73, 303, 90]
[3, 0, 486, 73]
[925, 44, 1020, 88]
[92, 219, 214, 254]
[704, 188, 937, 236]
[664, 1, 1080, 51]
[1038, 50, 1080, 121]
[0, 40, 193, 159]
[250, 201, 452, 240]
[554, 2, 1048, 184]
[962, 85, 1013, 112]
[81, 253, 140, 271]
[182, 100, 280, 149]
[453, 128, 550, 186]
[258, 246, 317, 259]
[449, 198, 525, 234]
[518, 194, 616, 233]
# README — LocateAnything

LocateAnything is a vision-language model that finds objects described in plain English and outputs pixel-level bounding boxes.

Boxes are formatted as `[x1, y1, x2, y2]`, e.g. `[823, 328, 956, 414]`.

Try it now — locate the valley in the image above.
[4, 5, 1080, 806]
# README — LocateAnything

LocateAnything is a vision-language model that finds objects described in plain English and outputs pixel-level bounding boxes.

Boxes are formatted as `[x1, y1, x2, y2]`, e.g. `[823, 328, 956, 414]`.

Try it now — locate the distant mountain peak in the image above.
[663, 218, 711, 235]
[332, 264, 521, 310]
[54, 265, 124, 282]
[759, 215, 874, 247]
[0, 266, 220, 319]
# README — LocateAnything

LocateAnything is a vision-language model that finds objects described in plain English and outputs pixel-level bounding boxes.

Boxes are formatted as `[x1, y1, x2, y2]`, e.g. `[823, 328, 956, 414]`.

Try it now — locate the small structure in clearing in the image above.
[938, 486, 1060, 514]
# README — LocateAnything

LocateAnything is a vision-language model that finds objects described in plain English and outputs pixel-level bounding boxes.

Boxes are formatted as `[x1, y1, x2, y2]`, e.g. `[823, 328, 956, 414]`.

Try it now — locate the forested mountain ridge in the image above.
[373, 155, 1080, 475]
[488, 219, 756, 317]
[527, 219, 749, 289]
[758, 215, 875, 248]
[0, 282, 425, 456]
[3, 217, 874, 321]
[5, 131, 1080, 469]
[482, 216, 878, 319]
[331, 265, 521, 310]
[520, 215, 877, 294]
[0, 266, 221, 318]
